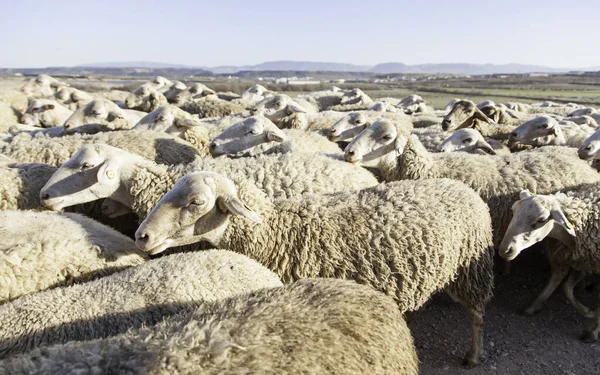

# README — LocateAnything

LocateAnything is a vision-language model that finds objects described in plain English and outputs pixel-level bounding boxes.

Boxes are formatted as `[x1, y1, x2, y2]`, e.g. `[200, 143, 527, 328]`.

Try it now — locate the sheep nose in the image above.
[510, 132, 518, 139]
[64, 123, 71, 130]
[344, 149, 359, 163]
[441, 119, 450, 130]
[250, 108, 258, 113]
[40, 192, 50, 200]
[135, 231, 151, 246]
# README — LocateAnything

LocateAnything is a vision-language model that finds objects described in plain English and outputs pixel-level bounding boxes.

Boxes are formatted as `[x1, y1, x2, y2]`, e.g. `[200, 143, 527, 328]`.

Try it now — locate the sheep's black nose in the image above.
[40, 192, 50, 200]
[136, 232, 150, 245]
[510, 132, 518, 138]
[347, 150, 355, 156]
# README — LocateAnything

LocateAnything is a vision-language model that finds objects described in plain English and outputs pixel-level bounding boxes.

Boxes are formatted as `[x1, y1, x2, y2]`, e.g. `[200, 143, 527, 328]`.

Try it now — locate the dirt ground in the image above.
[411, 246, 600, 375]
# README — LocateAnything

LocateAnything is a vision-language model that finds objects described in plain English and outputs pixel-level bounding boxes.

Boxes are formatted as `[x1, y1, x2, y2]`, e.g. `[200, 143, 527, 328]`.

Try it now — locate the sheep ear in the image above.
[286, 102, 307, 115]
[97, 158, 120, 186]
[175, 117, 200, 128]
[473, 108, 494, 124]
[266, 131, 285, 143]
[551, 209, 575, 237]
[475, 140, 496, 155]
[217, 196, 262, 224]
[519, 190, 532, 199]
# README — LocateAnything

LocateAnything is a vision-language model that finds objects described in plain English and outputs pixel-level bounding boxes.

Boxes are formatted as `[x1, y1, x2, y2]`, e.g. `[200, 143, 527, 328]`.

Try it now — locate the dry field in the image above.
[2, 74, 600, 374]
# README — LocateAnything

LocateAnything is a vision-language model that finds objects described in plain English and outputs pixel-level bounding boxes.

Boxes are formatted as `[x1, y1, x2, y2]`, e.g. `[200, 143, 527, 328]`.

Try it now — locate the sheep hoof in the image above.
[580, 331, 597, 343]
[462, 355, 479, 369]
[519, 306, 540, 316]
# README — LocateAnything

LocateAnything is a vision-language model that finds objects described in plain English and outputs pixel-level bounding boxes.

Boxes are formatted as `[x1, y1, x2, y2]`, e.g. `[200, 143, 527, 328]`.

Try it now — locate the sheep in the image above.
[505, 102, 531, 112]
[499, 188, 600, 342]
[232, 84, 275, 108]
[565, 115, 598, 128]
[442, 99, 517, 139]
[327, 111, 414, 143]
[397, 94, 434, 114]
[438, 128, 510, 155]
[0, 250, 281, 358]
[508, 115, 595, 148]
[63, 99, 146, 134]
[0, 161, 58, 210]
[367, 101, 402, 113]
[40, 144, 379, 220]
[0, 210, 147, 304]
[124, 84, 169, 112]
[172, 82, 215, 105]
[0, 103, 21, 131]
[344, 119, 600, 246]
[178, 94, 246, 118]
[20, 74, 67, 97]
[297, 89, 344, 110]
[0, 278, 418, 375]
[135, 171, 493, 367]
[20, 99, 73, 128]
[162, 80, 187, 103]
[52, 86, 93, 110]
[569, 107, 598, 117]
[327, 88, 374, 112]
[0, 130, 199, 166]
[578, 127, 600, 161]
[591, 113, 600, 124]
[142, 76, 174, 91]
[0, 91, 28, 113]
[209, 115, 341, 157]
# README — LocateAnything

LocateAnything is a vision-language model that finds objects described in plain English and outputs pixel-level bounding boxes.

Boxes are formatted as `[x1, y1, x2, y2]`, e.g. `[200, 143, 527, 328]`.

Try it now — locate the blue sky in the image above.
[1, 0, 598, 68]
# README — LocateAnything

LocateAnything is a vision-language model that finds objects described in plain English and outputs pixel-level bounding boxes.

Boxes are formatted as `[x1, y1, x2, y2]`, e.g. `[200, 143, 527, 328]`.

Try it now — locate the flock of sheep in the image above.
[0, 73, 600, 373]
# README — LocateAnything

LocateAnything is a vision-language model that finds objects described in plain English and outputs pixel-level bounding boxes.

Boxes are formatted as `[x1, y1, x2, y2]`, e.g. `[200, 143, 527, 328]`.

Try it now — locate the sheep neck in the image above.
[392, 136, 434, 181]
[127, 161, 187, 220]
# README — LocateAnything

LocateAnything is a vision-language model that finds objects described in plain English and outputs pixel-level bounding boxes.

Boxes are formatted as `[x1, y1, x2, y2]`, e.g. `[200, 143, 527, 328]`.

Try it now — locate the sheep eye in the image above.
[540, 124, 548, 129]
[383, 135, 393, 141]
[189, 200, 206, 207]
[80, 162, 94, 170]
[275, 101, 282, 107]
[157, 116, 167, 122]
[92, 110, 101, 116]
[463, 138, 473, 143]
[249, 129, 260, 135]
[355, 119, 363, 124]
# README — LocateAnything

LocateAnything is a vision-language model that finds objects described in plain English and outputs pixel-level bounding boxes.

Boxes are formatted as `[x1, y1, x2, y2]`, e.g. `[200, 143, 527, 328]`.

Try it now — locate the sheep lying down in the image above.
[0, 210, 146, 304]
[0, 279, 418, 375]
[0, 250, 281, 358]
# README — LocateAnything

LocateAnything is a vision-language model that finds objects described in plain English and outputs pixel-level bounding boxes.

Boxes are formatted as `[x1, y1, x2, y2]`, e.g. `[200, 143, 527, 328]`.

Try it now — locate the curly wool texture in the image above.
[129, 153, 379, 219]
[0, 91, 28, 113]
[0, 162, 57, 210]
[179, 96, 246, 118]
[283, 110, 414, 132]
[0, 211, 146, 304]
[0, 130, 199, 166]
[385, 136, 600, 246]
[220, 178, 493, 313]
[0, 250, 281, 358]
[412, 125, 452, 151]
[0, 103, 21, 131]
[542, 184, 600, 273]
[0, 279, 418, 375]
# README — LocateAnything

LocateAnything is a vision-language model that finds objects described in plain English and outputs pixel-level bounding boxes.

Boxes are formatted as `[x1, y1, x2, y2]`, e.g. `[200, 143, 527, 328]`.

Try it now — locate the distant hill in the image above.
[4, 60, 596, 77]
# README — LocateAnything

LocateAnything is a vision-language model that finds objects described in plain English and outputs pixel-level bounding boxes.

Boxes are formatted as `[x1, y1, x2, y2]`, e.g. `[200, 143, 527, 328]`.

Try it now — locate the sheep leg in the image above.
[563, 270, 594, 318]
[521, 263, 569, 315]
[463, 308, 484, 369]
[581, 295, 600, 343]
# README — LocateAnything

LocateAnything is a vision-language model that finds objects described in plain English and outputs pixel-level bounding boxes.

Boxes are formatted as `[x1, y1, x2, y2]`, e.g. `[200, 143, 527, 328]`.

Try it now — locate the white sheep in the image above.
[172, 82, 215, 104]
[508, 115, 595, 148]
[40, 144, 379, 220]
[564, 115, 598, 128]
[327, 111, 414, 143]
[178, 94, 246, 118]
[438, 128, 510, 155]
[499, 187, 600, 342]
[209, 115, 341, 157]
[134, 171, 494, 367]
[442, 99, 518, 139]
[0, 129, 199, 166]
[0, 250, 281, 358]
[0, 210, 146, 304]
[162, 80, 188, 103]
[344, 120, 600, 246]
[124, 84, 169, 112]
[0, 103, 21, 132]
[232, 84, 275, 108]
[63, 99, 146, 134]
[0, 278, 418, 375]
[20, 99, 73, 128]
[20, 74, 68, 97]
[52, 86, 93, 110]
[568, 107, 597, 117]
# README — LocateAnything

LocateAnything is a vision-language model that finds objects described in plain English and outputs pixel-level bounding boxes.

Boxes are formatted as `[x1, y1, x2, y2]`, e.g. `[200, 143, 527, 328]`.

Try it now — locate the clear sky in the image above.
[1, 0, 598, 68]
